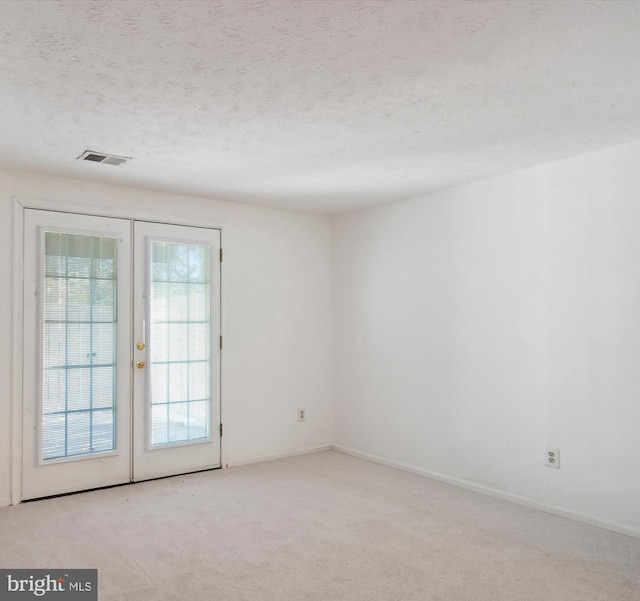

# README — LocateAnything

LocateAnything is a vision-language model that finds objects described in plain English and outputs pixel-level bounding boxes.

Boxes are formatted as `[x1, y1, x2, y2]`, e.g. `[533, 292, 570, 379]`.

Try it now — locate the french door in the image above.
[22, 210, 221, 500]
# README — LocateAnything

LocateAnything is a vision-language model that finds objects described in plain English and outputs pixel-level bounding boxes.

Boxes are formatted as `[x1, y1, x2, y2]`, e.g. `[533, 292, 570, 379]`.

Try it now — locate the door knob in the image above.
[136, 341, 145, 350]
[136, 360, 147, 369]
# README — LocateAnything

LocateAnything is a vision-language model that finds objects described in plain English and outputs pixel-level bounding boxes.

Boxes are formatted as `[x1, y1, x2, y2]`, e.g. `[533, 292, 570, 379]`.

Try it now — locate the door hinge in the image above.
[219, 335, 223, 349]
[220, 248, 223, 262]
[219, 423, 223, 437]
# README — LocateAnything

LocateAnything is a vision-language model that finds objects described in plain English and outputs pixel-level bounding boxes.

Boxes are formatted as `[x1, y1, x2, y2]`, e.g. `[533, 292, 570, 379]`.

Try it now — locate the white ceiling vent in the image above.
[77, 150, 130, 166]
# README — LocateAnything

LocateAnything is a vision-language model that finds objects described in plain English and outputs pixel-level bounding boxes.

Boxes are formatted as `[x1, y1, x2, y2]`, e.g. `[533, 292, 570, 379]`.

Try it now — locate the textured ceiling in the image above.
[1, 0, 640, 214]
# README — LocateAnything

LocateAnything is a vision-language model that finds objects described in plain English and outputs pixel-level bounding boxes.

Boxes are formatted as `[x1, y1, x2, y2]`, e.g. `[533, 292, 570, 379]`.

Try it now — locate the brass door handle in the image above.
[136, 360, 147, 369]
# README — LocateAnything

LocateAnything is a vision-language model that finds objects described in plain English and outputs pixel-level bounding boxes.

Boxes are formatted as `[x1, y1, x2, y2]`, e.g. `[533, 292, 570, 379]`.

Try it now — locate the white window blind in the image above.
[148, 240, 211, 446]
[41, 232, 117, 460]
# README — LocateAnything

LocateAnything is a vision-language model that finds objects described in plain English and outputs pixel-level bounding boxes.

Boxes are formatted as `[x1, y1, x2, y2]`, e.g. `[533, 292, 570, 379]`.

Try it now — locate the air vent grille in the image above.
[77, 150, 130, 166]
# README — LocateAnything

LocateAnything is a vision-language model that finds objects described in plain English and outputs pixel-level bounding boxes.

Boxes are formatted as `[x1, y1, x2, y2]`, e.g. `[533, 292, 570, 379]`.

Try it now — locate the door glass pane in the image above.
[42, 232, 117, 460]
[148, 240, 211, 446]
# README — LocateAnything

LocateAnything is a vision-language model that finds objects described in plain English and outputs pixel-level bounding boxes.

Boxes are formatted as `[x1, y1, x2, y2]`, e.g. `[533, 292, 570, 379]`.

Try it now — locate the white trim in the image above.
[218, 229, 224, 469]
[12, 195, 225, 230]
[0, 496, 11, 508]
[227, 444, 332, 468]
[332, 445, 640, 540]
[11, 198, 24, 504]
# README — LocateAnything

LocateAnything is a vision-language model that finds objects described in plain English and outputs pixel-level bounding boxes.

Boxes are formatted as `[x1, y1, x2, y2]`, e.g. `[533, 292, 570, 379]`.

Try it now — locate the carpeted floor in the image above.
[1, 451, 639, 600]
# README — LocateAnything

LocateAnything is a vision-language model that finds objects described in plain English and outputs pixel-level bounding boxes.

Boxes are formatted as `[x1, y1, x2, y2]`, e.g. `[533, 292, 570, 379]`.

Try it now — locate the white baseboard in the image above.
[227, 444, 333, 468]
[333, 445, 640, 540]
[0, 496, 11, 508]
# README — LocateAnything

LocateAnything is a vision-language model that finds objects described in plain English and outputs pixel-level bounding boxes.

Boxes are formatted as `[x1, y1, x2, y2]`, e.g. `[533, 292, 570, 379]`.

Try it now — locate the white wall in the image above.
[0, 169, 333, 505]
[333, 140, 640, 535]
[4, 140, 640, 537]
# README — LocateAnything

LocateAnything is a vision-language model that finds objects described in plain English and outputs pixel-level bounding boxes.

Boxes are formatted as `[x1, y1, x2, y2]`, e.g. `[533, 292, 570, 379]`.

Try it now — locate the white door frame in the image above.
[11, 195, 225, 504]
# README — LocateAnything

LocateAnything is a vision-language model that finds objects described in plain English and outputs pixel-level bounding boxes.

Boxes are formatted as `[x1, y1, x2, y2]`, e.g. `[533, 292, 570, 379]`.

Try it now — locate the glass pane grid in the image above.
[41, 232, 117, 461]
[149, 240, 211, 447]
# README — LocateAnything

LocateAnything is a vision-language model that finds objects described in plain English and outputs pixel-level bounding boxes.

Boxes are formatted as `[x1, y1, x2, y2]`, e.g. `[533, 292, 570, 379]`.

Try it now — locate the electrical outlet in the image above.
[298, 408, 305, 422]
[545, 448, 560, 469]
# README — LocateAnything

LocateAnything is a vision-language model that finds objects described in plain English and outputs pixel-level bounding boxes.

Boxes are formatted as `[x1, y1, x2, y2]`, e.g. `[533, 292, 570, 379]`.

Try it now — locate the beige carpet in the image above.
[1, 451, 639, 600]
